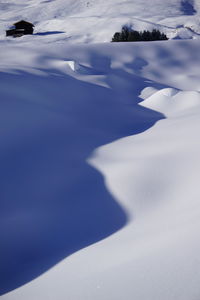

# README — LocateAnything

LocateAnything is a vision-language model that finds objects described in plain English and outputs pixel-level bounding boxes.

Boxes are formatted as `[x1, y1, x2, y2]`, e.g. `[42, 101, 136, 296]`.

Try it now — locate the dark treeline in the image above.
[112, 26, 168, 42]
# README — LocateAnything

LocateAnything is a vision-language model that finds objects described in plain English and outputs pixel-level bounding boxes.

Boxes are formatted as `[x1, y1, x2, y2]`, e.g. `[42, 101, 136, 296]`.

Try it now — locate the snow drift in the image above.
[1, 39, 200, 300]
[1, 0, 200, 300]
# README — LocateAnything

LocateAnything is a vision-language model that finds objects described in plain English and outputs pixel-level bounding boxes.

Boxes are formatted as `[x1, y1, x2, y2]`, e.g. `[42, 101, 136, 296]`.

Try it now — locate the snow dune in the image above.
[0, 42, 164, 295]
[1, 38, 200, 300]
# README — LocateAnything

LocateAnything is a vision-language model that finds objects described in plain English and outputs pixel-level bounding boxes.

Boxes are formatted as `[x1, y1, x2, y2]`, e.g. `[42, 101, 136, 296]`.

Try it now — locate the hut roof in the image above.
[13, 20, 34, 27]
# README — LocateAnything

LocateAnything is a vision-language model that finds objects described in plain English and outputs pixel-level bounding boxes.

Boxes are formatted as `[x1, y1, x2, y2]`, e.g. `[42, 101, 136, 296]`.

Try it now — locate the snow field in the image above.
[1, 0, 200, 299]
[1, 0, 200, 42]
[1, 38, 200, 299]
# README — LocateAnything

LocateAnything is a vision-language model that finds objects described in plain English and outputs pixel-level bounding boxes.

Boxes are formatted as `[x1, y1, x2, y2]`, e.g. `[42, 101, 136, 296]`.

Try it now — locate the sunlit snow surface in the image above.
[1, 0, 200, 42]
[1, 1, 200, 300]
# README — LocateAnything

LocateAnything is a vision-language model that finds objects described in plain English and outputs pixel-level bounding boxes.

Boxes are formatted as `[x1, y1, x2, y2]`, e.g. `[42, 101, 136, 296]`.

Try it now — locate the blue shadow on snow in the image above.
[34, 31, 65, 36]
[180, 0, 197, 15]
[0, 61, 165, 295]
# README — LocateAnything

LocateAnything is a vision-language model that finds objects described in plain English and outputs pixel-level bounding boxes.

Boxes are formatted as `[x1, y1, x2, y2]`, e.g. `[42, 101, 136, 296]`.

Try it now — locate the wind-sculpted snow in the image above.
[0, 43, 165, 295]
[1, 39, 200, 300]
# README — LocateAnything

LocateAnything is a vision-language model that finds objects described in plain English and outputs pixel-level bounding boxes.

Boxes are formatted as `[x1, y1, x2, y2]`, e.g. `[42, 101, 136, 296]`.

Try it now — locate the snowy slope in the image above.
[1, 0, 200, 42]
[1, 39, 200, 300]
[1, 0, 200, 300]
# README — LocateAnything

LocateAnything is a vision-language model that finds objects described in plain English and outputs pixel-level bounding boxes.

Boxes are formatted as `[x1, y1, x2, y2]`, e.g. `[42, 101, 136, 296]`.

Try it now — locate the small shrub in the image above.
[111, 26, 168, 42]
[112, 32, 121, 42]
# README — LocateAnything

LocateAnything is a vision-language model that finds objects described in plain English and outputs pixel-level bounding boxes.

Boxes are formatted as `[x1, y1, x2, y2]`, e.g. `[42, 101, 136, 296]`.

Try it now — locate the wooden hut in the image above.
[6, 20, 34, 37]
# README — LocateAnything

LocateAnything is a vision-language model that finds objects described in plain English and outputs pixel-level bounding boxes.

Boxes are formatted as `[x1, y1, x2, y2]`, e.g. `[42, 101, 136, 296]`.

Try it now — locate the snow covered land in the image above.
[1, 0, 200, 299]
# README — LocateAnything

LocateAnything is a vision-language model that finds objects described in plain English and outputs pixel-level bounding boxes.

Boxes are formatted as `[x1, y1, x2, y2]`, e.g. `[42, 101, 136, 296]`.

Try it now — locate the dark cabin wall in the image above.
[15, 23, 33, 30]
[14, 21, 34, 34]
[6, 22, 34, 36]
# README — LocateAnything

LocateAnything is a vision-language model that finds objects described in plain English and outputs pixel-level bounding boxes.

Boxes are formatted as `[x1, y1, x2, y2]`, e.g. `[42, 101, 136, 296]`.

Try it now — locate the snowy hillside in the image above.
[1, 0, 200, 42]
[1, 1, 200, 300]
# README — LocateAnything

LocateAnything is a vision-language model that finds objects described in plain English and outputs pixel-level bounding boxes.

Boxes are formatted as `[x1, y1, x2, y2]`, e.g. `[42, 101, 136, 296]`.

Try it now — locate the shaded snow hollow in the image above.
[0, 39, 200, 300]
[1, 0, 200, 300]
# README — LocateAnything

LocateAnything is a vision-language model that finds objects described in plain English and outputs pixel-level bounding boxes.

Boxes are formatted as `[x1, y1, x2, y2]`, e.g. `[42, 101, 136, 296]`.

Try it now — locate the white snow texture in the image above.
[0, 1, 200, 300]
